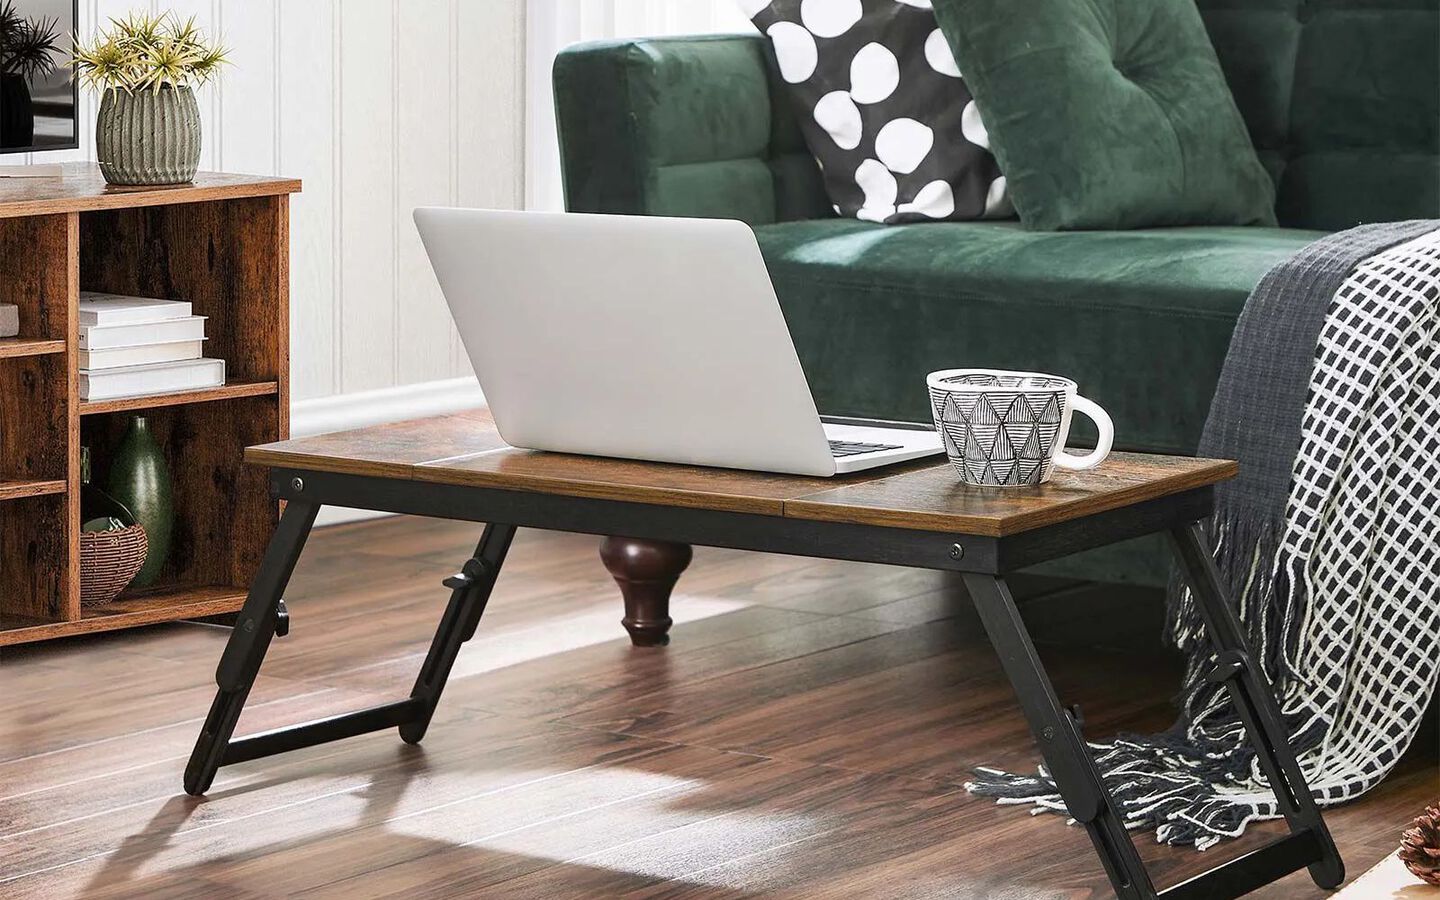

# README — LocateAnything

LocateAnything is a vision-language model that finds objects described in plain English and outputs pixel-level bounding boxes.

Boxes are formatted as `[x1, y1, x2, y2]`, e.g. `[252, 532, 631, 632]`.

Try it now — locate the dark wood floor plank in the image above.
[0, 713, 657, 894]
[558, 620, 1187, 788]
[0, 685, 398, 836]
[618, 786, 1071, 900]
[480, 766, 964, 900]
[265, 542, 909, 701]
[213, 742, 784, 898]
[0, 655, 322, 765]
[1, 707, 483, 881]
[326, 605, 875, 716]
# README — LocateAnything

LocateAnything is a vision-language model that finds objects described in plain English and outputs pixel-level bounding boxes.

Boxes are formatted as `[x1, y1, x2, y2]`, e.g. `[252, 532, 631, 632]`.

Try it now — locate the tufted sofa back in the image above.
[555, 4, 1437, 232]
[1197, 0, 1439, 230]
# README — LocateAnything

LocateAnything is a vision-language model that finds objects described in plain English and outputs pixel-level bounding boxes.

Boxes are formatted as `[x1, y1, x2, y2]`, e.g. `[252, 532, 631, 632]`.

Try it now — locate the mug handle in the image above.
[1052, 395, 1113, 471]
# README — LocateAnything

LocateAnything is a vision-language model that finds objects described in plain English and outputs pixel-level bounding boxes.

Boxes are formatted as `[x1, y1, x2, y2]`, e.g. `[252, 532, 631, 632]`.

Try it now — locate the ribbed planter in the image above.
[96, 86, 202, 185]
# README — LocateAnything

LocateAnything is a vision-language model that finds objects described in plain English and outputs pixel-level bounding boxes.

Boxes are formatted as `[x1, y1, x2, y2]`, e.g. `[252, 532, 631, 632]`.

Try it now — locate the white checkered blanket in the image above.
[969, 227, 1440, 849]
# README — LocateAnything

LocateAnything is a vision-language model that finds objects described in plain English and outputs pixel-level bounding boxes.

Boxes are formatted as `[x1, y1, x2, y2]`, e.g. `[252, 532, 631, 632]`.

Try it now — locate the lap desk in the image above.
[184, 409, 1343, 900]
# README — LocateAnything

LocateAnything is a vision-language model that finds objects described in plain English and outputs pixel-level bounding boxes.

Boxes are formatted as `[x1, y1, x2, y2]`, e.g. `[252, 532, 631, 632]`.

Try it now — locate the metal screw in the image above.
[291, 477, 305, 492]
[1041, 726, 1056, 741]
[241, 618, 255, 634]
[949, 543, 965, 560]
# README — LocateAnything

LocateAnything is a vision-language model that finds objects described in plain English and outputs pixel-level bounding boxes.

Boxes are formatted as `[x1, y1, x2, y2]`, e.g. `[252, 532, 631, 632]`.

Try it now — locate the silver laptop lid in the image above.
[414, 208, 837, 476]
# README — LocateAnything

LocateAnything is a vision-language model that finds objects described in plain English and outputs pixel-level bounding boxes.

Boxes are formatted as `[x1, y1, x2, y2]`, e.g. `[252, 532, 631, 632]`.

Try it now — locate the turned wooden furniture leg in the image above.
[600, 536, 692, 646]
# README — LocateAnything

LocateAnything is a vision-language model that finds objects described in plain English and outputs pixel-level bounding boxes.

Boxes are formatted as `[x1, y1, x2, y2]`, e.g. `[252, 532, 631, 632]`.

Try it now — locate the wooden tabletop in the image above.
[248, 411, 1236, 537]
[0, 164, 301, 218]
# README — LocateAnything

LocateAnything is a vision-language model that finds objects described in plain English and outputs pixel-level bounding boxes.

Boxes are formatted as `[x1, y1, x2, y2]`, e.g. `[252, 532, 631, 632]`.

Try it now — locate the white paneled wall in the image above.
[525, 0, 755, 211]
[14, 0, 526, 404]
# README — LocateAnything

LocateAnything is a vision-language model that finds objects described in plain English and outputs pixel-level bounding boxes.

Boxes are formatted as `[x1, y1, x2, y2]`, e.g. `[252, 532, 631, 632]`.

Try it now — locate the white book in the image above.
[79, 340, 205, 371]
[80, 315, 206, 350]
[80, 358, 226, 401]
[79, 292, 192, 326]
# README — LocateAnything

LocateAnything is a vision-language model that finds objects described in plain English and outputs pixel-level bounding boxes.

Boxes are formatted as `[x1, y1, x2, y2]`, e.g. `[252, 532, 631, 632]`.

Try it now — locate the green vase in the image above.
[105, 417, 173, 588]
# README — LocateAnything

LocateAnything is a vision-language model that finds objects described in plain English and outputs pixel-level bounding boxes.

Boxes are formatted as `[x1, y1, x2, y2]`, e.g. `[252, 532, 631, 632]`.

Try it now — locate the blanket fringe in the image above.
[966, 508, 1326, 848]
[1166, 508, 1316, 710]
[964, 702, 1328, 848]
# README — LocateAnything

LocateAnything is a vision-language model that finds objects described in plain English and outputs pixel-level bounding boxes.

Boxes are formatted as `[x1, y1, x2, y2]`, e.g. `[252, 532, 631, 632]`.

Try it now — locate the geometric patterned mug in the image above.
[926, 368, 1114, 486]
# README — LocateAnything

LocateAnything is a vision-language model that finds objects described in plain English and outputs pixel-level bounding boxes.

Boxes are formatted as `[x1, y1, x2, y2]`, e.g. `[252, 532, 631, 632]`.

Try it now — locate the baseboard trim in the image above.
[291, 376, 485, 527]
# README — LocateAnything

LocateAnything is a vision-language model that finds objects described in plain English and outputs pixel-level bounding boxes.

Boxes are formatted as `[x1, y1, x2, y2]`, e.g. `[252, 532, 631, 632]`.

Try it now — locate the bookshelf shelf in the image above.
[79, 380, 280, 415]
[0, 612, 54, 641]
[0, 337, 66, 359]
[79, 584, 248, 626]
[0, 479, 68, 502]
[0, 586, 247, 647]
[0, 165, 298, 646]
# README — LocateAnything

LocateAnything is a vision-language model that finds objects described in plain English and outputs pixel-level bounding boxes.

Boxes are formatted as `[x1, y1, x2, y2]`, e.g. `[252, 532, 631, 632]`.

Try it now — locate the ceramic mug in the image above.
[926, 369, 1114, 487]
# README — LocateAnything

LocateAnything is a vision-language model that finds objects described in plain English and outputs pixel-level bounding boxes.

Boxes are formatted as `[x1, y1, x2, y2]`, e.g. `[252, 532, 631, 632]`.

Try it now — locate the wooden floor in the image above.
[0, 517, 1433, 899]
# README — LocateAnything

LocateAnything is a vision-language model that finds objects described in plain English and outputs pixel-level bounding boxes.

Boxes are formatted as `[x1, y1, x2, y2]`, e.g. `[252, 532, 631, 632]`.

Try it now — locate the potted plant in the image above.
[73, 12, 228, 185]
[0, 0, 63, 148]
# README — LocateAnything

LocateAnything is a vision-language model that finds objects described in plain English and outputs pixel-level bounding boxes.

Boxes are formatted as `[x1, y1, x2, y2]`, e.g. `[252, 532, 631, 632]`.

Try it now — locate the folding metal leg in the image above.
[965, 525, 1346, 900]
[1167, 523, 1345, 892]
[399, 523, 516, 744]
[184, 500, 320, 796]
[182, 508, 517, 796]
[963, 573, 1156, 899]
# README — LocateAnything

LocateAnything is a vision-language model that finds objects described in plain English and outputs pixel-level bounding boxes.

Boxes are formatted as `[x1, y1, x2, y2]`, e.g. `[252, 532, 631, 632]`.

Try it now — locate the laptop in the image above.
[413, 208, 943, 477]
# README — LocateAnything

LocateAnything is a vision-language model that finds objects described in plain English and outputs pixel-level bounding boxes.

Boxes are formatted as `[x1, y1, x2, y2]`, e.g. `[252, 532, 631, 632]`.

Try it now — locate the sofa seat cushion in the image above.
[756, 219, 1322, 455]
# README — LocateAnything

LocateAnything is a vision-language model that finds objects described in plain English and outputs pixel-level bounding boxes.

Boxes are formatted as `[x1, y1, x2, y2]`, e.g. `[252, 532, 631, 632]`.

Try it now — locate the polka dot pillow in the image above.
[743, 0, 1010, 223]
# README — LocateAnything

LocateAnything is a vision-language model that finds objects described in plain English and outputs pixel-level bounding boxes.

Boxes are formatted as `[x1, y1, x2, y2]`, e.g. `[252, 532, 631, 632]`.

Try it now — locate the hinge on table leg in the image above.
[1035, 704, 1104, 825]
[1206, 650, 1248, 684]
[274, 599, 290, 637]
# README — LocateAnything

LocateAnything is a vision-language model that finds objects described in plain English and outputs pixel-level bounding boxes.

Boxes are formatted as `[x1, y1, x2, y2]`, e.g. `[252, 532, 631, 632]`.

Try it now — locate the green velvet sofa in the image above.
[554, 0, 1439, 590]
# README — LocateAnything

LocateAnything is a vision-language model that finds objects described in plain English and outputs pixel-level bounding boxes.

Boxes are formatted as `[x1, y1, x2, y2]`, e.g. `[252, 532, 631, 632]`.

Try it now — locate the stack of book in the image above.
[79, 292, 225, 401]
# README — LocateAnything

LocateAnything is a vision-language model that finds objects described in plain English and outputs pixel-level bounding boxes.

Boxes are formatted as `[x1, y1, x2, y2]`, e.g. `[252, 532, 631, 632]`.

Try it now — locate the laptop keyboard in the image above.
[828, 440, 903, 458]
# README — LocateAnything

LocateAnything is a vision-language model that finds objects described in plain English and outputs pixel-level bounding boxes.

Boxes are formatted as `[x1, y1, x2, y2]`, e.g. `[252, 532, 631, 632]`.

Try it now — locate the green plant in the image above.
[73, 10, 228, 94]
[0, 0, 63, 81]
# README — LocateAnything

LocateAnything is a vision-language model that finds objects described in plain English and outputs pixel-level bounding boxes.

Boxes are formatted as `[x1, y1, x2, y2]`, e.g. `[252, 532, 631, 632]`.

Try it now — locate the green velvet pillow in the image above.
[931, 0, 1277, 231]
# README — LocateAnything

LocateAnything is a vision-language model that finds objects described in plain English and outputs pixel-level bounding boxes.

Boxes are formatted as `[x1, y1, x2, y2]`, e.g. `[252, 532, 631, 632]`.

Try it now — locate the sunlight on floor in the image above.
[390, 765, 822, 887]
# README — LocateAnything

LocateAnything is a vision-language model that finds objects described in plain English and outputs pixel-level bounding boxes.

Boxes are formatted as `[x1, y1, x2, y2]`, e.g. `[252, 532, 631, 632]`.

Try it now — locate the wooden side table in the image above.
[183, 411, 1344, 900]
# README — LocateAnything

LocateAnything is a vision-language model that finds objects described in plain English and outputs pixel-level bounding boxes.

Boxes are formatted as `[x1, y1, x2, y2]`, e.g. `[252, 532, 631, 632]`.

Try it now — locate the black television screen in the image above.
[0, 0, 77, 153]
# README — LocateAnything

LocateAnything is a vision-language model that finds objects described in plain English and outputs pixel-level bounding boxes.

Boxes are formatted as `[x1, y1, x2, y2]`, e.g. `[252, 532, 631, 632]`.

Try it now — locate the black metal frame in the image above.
[184, 467, 1343, 899]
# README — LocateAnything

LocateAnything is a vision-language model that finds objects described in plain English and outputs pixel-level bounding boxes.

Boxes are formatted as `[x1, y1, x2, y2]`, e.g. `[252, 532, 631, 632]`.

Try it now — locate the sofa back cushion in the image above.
[1198, 0, 1439, 230]
[931, 0, 1278, 231]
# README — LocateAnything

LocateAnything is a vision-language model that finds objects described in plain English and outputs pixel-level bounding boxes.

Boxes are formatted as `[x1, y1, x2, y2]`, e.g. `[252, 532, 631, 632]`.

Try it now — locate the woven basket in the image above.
[80, 525, 148, 607]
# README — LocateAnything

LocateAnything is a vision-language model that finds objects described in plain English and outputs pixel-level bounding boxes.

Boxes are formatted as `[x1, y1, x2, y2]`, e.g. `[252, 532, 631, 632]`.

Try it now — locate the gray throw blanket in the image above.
[969, 221, 1440, 849]
[1183, 221, 1437, 678]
